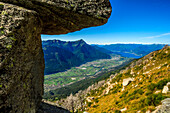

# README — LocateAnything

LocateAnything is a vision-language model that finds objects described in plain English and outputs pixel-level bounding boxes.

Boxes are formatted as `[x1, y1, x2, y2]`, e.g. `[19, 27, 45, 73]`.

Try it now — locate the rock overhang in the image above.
[1, 0, 112, 35]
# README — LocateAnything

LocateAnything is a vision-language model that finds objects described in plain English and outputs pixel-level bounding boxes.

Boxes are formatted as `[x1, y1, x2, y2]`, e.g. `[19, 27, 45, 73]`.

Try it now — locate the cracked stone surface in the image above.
[0, 0, 111, 113]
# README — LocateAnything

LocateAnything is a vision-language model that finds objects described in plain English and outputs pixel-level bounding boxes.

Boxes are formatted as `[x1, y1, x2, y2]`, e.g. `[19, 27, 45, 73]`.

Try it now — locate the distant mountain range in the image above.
[42, 39, 111, 75]
[93, 44, 165, 58]
[42, 39, 166, 75]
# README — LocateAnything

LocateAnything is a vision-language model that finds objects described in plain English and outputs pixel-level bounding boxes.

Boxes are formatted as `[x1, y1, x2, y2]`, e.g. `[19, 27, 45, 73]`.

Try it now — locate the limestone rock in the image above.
[121, 87, 125, 91]
[162, 82, 170, 94]
[152, 98, 170, 113]
[83, 112, 89, 113]
[120, 107, 127, 112]
[122, 78, 134, 87]
[162, 86, 169, 94]
[86, 97, 94, 102]
[0, 0, 111, 113]
[105, 81, 116, 94]
[155, 90, 161, 94]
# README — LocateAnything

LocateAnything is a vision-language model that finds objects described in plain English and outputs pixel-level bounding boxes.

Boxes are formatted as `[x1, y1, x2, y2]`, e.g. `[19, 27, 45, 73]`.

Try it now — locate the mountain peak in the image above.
[77, 39, 86, 43]
[79, 39, 84, 41]
[42, 39, 111, 74]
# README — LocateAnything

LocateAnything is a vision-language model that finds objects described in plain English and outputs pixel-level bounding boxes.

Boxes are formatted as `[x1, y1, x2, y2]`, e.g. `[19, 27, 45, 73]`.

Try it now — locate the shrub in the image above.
[93, 105, 98, 108]
[144, 95, 152, 106]
[144, 94, 165, 106]
[147, 83, 156, 91]
[112, 89, 118, 94]
[128, 95, 136, 101]
[156, 79, 169, 89]
[115, 101, 119, 105]
[94, 98, 99, 103]
[87, 102, 92, 107]
[129, 89, 144, 96]
[120, 91, 128, 98]
[132, 90, 138, 95]
[115, 74, 122, 82]
[114, 110, 121, 113]
[153, 93, 165, 106]
[138, 89, 144, 95]
[145, 90, 152, 96]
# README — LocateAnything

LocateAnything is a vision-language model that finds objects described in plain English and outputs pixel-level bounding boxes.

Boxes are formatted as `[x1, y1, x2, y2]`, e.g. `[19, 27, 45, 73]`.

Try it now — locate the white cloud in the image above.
[145, 33, 170, 39]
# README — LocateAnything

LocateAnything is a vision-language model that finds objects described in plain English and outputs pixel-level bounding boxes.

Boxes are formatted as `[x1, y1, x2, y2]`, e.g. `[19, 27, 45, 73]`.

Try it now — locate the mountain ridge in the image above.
[94, 44, 166, 57]
[42, 39, 111, 75]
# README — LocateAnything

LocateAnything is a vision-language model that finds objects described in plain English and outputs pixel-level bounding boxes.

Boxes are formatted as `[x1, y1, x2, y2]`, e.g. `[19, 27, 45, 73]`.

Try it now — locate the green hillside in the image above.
[42, 39, 111, 75]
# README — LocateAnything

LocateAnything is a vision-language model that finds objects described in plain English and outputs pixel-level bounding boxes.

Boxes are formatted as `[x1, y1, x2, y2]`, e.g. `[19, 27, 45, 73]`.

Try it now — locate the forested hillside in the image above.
[42, 39, 111, 74]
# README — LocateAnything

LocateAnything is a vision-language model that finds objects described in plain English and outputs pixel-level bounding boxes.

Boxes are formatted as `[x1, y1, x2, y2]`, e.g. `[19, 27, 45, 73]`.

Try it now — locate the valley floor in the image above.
[44, 56, 132, 92]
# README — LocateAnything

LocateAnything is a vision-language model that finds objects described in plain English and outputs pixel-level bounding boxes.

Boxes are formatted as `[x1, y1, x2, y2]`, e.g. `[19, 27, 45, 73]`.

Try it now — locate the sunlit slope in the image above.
[86, 46, 170, 113]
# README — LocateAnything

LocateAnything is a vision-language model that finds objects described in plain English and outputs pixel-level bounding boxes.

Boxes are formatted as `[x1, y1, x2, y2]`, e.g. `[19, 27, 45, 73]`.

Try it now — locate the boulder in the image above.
[162, 82, 170, 94]
[120, 107, 127, 112]
[0, 0, 111, 112]
[83, 112, 89, 113]
[152, 98, 170, 113]
[155, 90, 161, 94]
[162, 86, 169, 94]
[122, 78, 134, 87]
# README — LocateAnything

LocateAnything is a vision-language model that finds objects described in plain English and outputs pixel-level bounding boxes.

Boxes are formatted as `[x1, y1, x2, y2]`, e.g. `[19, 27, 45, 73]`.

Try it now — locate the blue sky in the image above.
[41, 0, 170, 44]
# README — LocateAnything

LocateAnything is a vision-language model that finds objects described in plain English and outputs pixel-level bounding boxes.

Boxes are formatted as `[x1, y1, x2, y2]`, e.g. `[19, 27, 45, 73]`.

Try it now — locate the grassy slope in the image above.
[86, 46, 170, 113]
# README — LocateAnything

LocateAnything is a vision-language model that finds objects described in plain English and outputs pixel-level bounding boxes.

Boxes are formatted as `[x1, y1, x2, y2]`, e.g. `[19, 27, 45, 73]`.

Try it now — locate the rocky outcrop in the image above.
[152, 98, 170, 113]
[0, 0, 111, 113]
[1, 0, 111, 35]
[162, 82, 170, 94]
[122, 78, 134, 87]
[0, 3, 44, 113]
[120, 107, 127, 112]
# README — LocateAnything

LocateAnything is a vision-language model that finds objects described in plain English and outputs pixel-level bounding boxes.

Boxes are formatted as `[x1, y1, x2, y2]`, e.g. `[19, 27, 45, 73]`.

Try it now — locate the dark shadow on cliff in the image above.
[37, 102, 70, 113]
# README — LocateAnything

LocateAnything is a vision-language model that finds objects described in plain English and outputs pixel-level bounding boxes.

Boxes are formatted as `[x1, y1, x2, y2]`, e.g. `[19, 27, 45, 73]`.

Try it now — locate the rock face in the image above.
[152, 98, 170, 113]
[0, 0, 111, 113]
[1, 0, 111, 35]
[162, 86, 169, 94]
